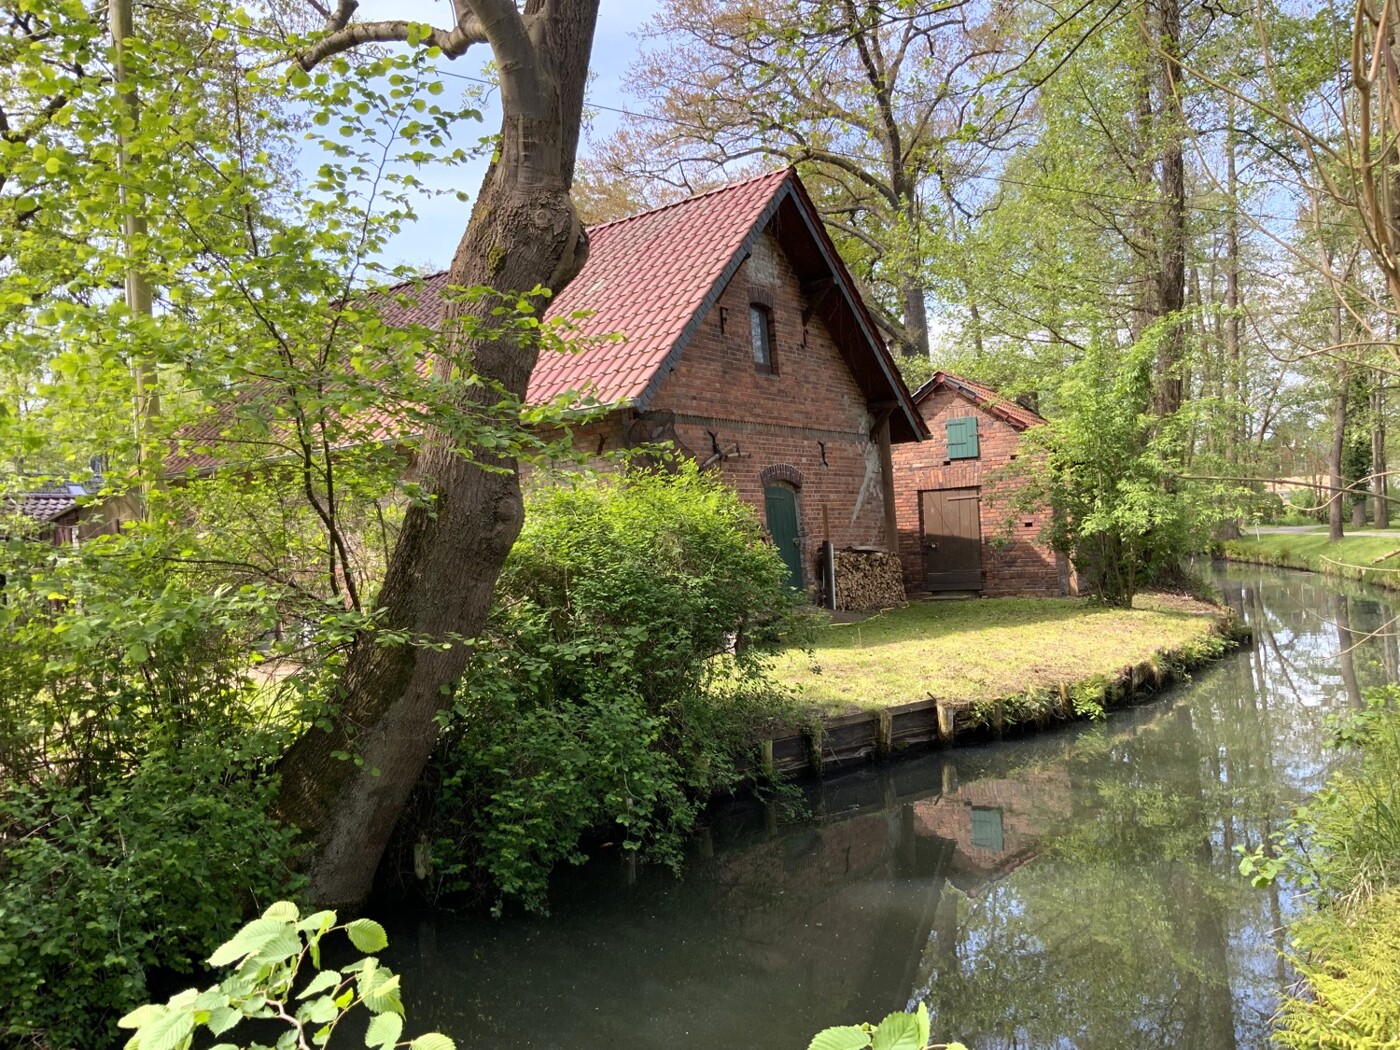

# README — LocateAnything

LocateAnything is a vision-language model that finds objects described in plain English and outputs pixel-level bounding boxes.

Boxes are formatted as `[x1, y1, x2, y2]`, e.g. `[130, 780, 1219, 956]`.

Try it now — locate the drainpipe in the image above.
[872, 410, 898, 552]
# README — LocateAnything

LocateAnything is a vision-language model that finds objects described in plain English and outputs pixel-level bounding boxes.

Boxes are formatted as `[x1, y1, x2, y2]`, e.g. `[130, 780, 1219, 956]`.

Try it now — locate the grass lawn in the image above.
[773, 593, 1221, 715]
[1224, 532, 1400, 588]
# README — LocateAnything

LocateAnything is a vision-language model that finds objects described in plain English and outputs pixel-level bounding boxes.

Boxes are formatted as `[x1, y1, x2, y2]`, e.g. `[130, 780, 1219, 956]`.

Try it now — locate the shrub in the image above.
[410, 462, 803, 911]
[0, 738, 303, 1048]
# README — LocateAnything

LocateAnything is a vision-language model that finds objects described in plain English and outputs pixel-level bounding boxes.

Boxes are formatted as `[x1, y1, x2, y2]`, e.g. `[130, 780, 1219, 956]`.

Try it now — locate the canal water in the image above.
[383, 564, 1399, 1049]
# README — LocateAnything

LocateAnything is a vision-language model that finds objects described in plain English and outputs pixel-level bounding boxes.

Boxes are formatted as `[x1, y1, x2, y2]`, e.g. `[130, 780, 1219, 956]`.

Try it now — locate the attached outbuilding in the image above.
[891, 371, 1073, 597]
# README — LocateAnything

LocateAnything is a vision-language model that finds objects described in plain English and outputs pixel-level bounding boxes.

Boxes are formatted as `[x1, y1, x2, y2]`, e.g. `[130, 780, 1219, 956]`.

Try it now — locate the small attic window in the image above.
[947, 416, 979, 460]
[750, 303, 775, 374]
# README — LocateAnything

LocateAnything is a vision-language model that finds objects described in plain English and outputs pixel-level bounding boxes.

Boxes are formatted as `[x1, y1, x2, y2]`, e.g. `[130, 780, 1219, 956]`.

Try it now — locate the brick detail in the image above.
[760, 463, 805, 489]
[557, 229, 895, 594]
[891, 389, 1067, 597]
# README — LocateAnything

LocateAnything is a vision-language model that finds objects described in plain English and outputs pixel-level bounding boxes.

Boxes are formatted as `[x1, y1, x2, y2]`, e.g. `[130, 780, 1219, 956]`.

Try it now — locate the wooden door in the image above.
[764, 484, 804, 590]
[920, 487, 982, 591]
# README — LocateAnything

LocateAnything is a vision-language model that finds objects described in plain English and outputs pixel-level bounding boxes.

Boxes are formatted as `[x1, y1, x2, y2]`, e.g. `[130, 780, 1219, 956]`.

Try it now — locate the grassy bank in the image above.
[1268, 695, 1400, 1049]
[774, 592, 1228, 717]
[1223, 532, 1400, 589]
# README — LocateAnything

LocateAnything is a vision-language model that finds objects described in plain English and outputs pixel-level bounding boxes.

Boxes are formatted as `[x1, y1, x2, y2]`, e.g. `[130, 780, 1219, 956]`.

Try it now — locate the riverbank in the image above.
[1223, 532, 1400, 590]
[764, 592, 1245, 775]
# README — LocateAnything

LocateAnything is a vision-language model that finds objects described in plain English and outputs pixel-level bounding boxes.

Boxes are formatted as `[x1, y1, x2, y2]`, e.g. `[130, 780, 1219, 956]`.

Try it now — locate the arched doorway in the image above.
[763, 483, 804, 590]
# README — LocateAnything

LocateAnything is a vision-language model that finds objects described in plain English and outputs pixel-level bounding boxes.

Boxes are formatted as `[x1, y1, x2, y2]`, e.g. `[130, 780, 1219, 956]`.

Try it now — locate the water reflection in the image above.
[383, 565, 1397, 1050]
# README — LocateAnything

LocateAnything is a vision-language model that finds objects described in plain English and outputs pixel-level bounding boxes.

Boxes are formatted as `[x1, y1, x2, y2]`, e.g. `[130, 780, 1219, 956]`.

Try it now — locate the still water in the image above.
[384, 564, 1398, 1049]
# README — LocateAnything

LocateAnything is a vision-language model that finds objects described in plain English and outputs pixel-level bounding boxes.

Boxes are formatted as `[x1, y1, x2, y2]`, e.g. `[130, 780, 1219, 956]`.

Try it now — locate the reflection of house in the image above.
[910, 766, 1073, 892]
[891, 371, 1071, 596]
[382, 168, 927, 595]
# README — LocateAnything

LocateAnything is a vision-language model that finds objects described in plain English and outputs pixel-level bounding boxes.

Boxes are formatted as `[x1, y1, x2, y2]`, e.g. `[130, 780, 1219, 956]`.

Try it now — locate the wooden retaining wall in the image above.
[760, 613, 1251, 779]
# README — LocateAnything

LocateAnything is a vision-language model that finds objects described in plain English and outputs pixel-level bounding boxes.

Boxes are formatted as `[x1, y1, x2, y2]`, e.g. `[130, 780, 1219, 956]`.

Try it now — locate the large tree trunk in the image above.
[1373, 372, 1390, 528]
[275, 0, 601, 910]
[1152, 0, 1186, 419]
[1329, 361, 1348, 543]
[1224, 98, 1244, 454]
[899, 275, 931, 359]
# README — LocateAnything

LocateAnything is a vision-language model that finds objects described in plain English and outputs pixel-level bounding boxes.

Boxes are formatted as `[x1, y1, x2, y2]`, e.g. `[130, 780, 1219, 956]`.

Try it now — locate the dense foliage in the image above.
[1241, 690, 1400, 1050]
[1012, 336, 1248, 604]
[0, 524, 307, 1047]
[407, 463, 804, 911]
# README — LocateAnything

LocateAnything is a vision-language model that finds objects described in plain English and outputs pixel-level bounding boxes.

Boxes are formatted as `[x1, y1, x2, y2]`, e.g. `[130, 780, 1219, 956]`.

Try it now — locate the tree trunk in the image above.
[274, 0, 601, 910]
[1152, 0, 1186, 419]
[899, 273, 931, 359]
[1329, 360, 1348, 543]
[1374, 372, 1390, 528]
[1224, 97, 1244, 454]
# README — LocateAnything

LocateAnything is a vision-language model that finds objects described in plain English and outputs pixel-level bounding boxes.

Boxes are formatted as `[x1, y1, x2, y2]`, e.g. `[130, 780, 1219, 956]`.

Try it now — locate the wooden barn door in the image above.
[764, 484, 804, 590]
[920, 488, 982, 591]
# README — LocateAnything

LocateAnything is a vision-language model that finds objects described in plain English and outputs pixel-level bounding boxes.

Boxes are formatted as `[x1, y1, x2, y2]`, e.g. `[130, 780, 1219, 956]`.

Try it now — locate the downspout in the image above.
[872, 409, 898, 552]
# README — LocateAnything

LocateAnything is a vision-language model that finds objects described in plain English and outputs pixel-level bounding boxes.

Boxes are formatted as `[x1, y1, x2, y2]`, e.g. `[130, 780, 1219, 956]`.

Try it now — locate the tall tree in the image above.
[585, 0, 1015, 358]
[265, 0, 601, 908]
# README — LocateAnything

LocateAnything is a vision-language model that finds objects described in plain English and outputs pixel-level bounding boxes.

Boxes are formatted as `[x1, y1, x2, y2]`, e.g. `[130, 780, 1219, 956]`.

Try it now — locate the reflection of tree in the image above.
[1335, 594, 1363, 709]
[390, 565, 1395, 1050]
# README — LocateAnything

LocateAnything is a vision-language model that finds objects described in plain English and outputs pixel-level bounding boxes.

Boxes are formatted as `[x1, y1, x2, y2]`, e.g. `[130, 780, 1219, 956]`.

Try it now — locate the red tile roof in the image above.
[380, 168, 796, 407]
[173, 167, 925, 472]
[914, 371, 1047, 430]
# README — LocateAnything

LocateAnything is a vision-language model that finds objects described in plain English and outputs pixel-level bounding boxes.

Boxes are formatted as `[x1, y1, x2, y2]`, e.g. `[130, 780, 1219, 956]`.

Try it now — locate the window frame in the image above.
[946, 416, 980, 460]
[749, 302, 776, 375]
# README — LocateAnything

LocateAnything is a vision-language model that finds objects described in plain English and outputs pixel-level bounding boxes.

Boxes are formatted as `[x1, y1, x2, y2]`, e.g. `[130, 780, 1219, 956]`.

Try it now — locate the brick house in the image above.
[385, 168, 927, 598]
[892, 371, 1072, 597]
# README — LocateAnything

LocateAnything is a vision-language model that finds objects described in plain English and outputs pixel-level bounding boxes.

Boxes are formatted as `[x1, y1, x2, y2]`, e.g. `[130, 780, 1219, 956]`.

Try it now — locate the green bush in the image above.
[411, 462, 803, 911]
[0, 738, 303, 1048]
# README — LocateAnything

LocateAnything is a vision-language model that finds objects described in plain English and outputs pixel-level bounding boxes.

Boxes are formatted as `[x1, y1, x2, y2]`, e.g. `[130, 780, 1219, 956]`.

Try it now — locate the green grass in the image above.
[1223, 532, 1400, 589]
[773, 594, 1221, 714]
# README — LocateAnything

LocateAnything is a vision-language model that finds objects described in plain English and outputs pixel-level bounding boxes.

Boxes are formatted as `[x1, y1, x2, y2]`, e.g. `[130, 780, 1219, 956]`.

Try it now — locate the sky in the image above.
[363, 1, 662, 270]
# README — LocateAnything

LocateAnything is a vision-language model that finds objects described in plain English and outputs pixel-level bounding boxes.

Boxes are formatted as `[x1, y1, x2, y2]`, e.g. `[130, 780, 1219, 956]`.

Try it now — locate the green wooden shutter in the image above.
[946, 416, 979, 460]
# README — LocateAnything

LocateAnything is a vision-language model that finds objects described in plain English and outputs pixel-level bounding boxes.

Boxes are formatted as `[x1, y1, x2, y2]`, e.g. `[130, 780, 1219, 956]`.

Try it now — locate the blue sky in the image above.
[370, 1, 661, 270]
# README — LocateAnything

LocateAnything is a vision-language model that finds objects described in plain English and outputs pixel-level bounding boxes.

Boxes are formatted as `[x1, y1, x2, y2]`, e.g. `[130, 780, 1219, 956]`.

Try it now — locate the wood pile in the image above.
[832, 548, 905, 610]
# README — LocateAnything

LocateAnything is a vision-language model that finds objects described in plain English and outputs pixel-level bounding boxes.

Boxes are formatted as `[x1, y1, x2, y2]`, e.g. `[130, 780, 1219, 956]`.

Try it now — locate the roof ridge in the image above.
[583, 166, 793, 234]
[376, 170, 796, 293]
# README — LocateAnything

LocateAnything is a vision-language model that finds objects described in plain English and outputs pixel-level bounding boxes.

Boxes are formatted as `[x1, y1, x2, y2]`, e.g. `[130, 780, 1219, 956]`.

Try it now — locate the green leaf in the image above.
[300, 995, 339, 1025]
[807, 1026, 871, 1050]
[137, 1007, 195, 1050]
[207, 917, 300, 967]
[118, 1004, 166, 1030]
[297, 968, 343, 999]
[345, 918, 388, 953]
[206, 1005, 240, 1036]
[365, 1012, 404, 1048]
[871, 1012, 922, 1050]
[262, 901, 299, 922]
[361, 972, 403, 1015]
[915, 1003, 930, 1047]
[409, 1035, 456, 1050]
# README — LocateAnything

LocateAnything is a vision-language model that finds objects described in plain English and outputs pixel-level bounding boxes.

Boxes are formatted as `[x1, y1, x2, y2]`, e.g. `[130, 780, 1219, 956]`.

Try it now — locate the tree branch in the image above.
[295, 14, 487, 70]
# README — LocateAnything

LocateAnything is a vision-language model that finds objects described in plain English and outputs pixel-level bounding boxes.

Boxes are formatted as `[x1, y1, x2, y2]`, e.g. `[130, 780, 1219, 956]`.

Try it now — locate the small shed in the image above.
[891, 371, 1072, 597]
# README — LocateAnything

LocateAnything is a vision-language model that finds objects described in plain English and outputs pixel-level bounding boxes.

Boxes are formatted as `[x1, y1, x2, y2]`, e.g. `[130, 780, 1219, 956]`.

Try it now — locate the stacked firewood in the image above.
[832, 548, 905, 610]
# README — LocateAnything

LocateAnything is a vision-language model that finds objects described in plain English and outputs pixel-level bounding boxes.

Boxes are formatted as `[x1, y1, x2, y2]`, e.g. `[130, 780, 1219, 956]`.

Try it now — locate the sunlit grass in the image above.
[1224, 533, 1400, 587]
[773, 593, 1220, 714]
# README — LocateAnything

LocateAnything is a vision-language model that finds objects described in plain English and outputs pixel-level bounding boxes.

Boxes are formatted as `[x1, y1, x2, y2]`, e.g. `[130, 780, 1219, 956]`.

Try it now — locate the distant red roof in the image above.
[912, 371, 1046, 431]
[3, 487, 84, 523]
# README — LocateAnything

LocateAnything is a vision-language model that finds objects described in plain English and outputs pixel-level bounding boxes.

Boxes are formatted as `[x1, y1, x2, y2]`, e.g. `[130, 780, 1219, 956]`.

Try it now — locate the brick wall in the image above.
[891, 389, 1067, 596]
[643, 230, 895, 592]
